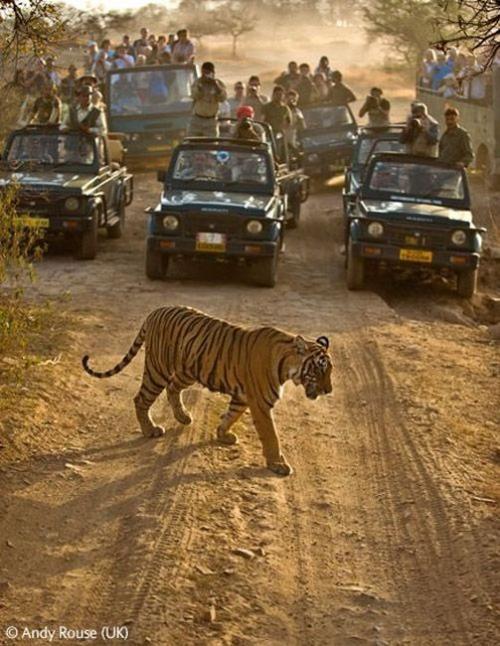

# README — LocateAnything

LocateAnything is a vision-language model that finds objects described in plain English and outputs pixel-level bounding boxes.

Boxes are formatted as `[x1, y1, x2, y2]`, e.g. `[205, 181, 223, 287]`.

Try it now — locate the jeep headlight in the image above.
[451, 229, 467, 245]
[64, 197, 79, 212]
[367, 221, 384, 237]
[163, 215, 179, 231]
[307, 153, 319, 163]
[246, 220, 263, 234]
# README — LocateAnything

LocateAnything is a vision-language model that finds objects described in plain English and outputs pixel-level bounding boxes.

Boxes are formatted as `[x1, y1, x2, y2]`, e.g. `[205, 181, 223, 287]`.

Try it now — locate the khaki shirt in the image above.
[262, 101, 292, 135]
[191, 78, 227, 118]
[439, 126, 474, 167]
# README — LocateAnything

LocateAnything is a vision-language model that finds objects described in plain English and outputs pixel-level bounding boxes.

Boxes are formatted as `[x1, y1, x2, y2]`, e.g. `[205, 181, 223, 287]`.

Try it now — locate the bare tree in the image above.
[436, 0, 500, 66]
[217, 1, 258, 58]
[362, 0, 449, 65]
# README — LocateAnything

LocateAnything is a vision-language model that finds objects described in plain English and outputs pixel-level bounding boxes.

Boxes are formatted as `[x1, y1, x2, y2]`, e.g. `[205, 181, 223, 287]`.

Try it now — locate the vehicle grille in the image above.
[183, 212, 242, 238]
[384, 225, 447, 248]
[18, 191, 60, 215]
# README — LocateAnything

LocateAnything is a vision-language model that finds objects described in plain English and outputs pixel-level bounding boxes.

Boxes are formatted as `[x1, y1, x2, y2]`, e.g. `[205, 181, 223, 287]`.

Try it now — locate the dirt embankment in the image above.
[0, 173, 498, 646]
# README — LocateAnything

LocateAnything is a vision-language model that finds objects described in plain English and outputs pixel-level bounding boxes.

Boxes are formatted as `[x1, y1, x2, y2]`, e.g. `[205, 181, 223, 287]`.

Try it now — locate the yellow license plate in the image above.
[13, 217, 50, 228]
[399, 248, 433, 263]
[148, 145, 171, 152]
[196, 232, 226, 253]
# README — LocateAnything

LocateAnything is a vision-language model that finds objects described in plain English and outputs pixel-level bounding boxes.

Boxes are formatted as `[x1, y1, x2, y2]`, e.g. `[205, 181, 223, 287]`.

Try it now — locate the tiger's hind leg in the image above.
[217, 397, 248, 445]
[134, 369, 168, 438]
[166, 379, 192, 425]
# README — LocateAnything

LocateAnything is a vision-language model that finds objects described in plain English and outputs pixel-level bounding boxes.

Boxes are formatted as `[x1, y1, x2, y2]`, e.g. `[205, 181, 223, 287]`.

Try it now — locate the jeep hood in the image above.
[161, 189, 274, 213]
[361, 199, 473, 225]
[0, 170, 94, 192]
[300, 128, 354, 150]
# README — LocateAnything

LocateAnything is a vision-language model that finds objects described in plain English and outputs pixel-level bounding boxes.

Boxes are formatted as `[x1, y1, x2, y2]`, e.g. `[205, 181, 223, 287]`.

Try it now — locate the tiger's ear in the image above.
[316, 336, 330, 350]
[294, 335, 308, 355]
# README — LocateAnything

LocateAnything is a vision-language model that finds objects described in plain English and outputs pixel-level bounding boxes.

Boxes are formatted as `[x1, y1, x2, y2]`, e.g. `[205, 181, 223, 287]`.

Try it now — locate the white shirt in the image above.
[62, 105, 107, 135]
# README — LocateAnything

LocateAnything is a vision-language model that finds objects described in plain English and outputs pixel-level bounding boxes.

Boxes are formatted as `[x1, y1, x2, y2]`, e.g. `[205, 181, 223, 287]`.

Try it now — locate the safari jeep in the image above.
[346, 153, 485, 298]
[343, 124, 405, 218]
[145, 137, 286, 287]
[0, 125, 133, 259]
[106, 63, 198, 167]
[299, 103, 357, 177]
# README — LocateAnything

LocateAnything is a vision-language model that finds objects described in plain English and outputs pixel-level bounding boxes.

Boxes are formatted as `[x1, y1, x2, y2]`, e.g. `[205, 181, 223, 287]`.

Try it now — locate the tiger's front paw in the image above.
[267, 458, 293, 477]
[217, 427, 239, 445]
[142, 425, 165, 439]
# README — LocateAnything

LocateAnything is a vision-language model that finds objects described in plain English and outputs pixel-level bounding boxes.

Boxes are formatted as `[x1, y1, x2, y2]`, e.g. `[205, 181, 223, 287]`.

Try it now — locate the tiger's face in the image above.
[293, 335, 333, 400]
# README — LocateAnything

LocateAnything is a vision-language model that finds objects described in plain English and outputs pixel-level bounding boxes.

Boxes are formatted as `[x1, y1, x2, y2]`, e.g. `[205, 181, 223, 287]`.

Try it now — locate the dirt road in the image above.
[0, 174, 498, 646]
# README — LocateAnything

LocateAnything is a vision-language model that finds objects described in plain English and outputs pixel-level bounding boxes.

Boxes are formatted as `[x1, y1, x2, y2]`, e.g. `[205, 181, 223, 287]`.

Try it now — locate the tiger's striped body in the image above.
[82, 306, 333, 475]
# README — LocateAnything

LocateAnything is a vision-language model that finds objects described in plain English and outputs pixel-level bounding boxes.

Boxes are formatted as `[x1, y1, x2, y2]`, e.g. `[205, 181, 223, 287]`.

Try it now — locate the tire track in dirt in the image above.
[335, 335, 497, 644]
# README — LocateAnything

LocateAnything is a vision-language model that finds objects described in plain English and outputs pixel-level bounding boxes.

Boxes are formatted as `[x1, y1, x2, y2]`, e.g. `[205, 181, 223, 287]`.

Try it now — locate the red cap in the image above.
[236, 105, 255, 120]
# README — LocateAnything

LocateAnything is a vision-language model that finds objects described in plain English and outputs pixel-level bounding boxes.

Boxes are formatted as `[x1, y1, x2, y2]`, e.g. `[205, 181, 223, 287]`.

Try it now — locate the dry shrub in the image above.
[0, 183, 45, 363]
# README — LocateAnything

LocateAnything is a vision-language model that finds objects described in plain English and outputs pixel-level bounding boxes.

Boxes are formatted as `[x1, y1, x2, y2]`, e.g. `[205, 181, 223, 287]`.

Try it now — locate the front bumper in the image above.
[350, 239, 480, 271]
[15, 213, 94, 235]
[148, 235, 278, 259]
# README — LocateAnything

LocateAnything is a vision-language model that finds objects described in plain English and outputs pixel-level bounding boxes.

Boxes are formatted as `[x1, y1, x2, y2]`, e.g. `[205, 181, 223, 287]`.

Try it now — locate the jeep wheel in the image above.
[252, 254, 277, 287]
[145, 240, 169, 280]
[287, 195, 301, 229]
[107, 197, 125, 239]
[346, 238, 364, 290]
[457, 268, 477, 299]
[75, 211, 98, 260]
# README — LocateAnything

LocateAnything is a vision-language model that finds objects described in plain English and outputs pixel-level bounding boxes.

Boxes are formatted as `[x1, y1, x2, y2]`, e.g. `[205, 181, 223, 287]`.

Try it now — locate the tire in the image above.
[457, 268, 477, 298]
[107, 197, 125, 239]
[287, 195, 301, 229]
[252, 253, 277, 287]
[75, 211, 98, 260]
[145, 240, 169, 280]
[346, 238, 364, 290]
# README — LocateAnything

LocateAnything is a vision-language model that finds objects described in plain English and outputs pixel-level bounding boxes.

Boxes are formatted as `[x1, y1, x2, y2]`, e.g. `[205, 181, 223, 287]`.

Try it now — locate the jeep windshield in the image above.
[5, 132, 95, 167]
[171, 148, 272, 192]
[356, 138, 405, 166]
[302, 105, 354, 132]
[109, 66, 195, 116]
[367, 160, 466, 203]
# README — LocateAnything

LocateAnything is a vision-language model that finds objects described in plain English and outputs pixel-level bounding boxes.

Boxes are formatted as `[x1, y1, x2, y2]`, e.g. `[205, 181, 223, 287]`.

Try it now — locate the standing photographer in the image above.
[358, 87, 390, 126]
[188, 61, 227, 137]
[400, 102, 439, 157]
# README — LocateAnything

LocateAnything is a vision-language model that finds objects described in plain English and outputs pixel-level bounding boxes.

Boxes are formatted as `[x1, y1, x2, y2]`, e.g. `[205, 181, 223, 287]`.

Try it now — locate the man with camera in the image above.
[233, 105, 263, 142]
[400, 102, 439, 157]
[358, 87, 390, 126]
[188, 61, 227, 138]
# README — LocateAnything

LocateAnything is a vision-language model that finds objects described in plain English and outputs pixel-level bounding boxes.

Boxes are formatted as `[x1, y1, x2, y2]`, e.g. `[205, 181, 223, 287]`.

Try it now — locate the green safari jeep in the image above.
[0, 125, 133, 259]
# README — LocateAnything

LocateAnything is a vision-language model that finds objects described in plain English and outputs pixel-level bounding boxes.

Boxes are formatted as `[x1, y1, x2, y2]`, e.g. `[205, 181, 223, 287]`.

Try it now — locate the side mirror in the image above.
[157, 170, 166, 183]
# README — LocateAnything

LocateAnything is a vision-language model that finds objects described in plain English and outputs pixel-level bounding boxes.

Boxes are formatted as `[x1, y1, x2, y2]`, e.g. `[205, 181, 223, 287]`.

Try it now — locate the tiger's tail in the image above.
[82, 320, 147, 379]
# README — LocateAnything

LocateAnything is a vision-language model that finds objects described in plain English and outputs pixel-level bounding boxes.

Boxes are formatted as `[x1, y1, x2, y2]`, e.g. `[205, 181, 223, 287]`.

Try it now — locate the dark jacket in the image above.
[438, 125, 474, 167]
[297, 76, 318, 107]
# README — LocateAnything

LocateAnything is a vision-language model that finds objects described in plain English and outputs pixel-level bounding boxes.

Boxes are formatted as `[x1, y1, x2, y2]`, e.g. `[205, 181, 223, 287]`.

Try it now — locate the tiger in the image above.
[82, 306, 333, 476]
